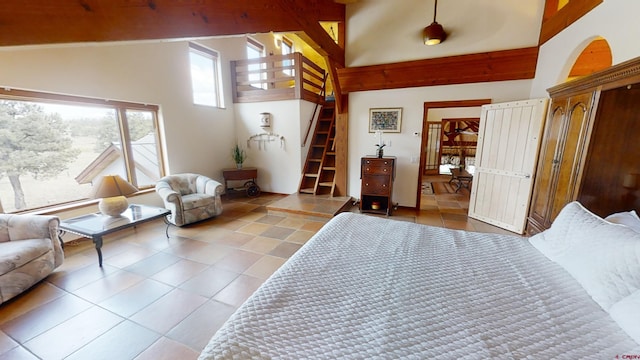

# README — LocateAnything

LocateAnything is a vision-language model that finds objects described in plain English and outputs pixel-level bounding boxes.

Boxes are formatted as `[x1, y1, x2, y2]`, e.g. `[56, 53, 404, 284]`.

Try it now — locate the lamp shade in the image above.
[423, 21, 446, 45]
[92, 175, 138, 199]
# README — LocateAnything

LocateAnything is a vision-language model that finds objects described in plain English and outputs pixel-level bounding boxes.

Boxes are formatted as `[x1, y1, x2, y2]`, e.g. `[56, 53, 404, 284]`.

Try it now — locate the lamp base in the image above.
[99, 196, 129, 217]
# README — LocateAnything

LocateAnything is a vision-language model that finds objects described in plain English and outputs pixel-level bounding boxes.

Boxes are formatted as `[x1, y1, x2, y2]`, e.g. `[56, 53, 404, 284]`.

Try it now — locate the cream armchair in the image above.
[0, 214, 64, 304]
[155, 173, 224, 226]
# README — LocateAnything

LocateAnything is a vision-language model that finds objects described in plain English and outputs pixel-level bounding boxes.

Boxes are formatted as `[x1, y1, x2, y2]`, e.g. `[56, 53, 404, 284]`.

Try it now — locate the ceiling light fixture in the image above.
[423, 0, 446, 46]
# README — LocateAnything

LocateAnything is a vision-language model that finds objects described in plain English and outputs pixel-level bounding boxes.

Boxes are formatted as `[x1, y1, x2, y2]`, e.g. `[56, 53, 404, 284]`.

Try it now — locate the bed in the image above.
[199, 202, 640, 359]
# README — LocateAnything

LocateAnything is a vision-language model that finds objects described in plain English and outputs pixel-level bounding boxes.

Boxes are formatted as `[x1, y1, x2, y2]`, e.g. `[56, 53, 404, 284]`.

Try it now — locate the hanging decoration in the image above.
[247, 132, 285, 150]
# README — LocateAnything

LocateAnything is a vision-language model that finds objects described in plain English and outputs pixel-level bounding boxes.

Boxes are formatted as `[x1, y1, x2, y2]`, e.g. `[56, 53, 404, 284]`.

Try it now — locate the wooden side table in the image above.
[222, 167, 261, 197]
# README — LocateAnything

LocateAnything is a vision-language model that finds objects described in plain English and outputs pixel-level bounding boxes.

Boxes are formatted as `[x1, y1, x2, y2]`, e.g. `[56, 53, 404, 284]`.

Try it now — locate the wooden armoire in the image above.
[527, 56, 640, 234]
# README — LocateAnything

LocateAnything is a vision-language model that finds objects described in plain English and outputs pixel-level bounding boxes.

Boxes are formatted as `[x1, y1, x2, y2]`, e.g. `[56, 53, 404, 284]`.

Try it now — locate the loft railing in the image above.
[230, 52, 326, 104]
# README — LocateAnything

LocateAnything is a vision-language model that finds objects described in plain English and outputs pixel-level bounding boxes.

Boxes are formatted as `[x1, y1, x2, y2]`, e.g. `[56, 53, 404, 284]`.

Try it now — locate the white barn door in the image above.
[468, 99, 548, 234]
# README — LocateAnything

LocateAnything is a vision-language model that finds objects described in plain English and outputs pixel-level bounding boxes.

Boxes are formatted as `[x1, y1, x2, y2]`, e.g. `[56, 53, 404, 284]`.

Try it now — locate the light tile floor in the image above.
[0, 177, 513, 359]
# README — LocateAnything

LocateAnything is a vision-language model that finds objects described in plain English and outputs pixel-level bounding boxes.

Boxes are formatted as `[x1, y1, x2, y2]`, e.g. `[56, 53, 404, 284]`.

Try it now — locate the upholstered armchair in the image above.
[0, 214, 64, 304]
[155, 173, 224, 226]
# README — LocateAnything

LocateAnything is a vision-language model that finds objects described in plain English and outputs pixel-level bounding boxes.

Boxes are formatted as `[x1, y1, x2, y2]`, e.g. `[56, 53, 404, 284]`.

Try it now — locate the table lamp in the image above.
[92, 175, 139, 217]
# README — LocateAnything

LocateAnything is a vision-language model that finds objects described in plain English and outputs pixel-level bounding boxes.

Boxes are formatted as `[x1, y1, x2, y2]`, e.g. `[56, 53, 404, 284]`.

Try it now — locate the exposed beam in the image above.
[278, 0, 345, 67]
[0, 0, 344, 47]
[338, 47, 539, 93]
[539, 0, 602, 45]
[275, 0, 345, 106]
[325, 59, 344, 112]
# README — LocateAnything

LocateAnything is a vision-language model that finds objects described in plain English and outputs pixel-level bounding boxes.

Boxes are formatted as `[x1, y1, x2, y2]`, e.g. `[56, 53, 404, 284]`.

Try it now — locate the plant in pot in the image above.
[232, 144, 247, 169]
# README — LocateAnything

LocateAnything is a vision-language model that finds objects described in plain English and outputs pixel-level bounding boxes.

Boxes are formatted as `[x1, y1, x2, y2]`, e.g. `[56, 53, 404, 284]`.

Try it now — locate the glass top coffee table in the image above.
[59, 204, 170, 267]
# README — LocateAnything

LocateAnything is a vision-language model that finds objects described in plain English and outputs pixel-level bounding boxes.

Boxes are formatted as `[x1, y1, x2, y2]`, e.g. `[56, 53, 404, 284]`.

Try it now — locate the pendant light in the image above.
[423, 0, 446, 45]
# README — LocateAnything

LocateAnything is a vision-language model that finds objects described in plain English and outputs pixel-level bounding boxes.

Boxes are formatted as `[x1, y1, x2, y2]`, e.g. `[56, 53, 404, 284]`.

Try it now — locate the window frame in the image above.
[281, 37, 294, 76]
[189, 42, 223, 108]
[246, 37, 266, 89]
[0, 87, 165, 212]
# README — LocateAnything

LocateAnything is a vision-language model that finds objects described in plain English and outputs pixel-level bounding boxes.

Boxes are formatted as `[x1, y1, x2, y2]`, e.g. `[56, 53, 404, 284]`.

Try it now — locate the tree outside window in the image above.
[0, 91, 163, 213]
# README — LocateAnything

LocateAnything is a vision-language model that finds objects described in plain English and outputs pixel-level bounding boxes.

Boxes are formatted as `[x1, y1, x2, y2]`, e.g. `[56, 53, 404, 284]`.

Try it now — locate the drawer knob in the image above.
[366, 167, 370, 171]
[383, 169, 387, 172]
[382, 184, 386, 187]
[365, 183, 369, 186]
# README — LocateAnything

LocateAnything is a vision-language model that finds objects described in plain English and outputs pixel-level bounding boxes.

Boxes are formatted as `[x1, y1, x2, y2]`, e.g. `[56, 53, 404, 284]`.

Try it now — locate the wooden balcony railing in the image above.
[230, 52, 326, 104]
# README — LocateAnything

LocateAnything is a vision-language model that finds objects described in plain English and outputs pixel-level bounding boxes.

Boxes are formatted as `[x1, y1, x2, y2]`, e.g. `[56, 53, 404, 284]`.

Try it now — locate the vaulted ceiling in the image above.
[0, 0, 606, 108]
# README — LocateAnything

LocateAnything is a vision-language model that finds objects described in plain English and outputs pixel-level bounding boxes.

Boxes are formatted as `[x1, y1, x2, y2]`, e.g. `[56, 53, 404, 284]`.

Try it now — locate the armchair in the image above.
[0, 214, 64, 304]
[155, 173, 224, 226]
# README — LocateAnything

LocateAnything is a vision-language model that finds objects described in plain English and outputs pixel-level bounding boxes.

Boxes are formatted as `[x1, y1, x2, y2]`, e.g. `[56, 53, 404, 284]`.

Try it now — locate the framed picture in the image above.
[369, 108, 402, 133]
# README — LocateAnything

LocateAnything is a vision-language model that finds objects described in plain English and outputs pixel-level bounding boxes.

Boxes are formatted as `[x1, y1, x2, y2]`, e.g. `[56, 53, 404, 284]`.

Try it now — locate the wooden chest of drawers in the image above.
[360, 156, 395, 215]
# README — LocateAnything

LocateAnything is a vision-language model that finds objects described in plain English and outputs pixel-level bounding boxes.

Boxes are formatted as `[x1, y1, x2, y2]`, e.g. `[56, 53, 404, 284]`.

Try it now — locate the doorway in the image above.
[416, 99, 491, 210]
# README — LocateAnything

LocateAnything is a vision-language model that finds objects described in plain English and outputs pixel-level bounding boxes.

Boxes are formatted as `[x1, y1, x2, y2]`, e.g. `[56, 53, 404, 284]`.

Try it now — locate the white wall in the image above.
[343, 0, 542, 207]
[530, 0, 640, 97]
[0, 37, 244, 185]
[347, 80, 533, 207]
[345, 0, 640, 208]
[0, 31, 326, 216]
[233, 100, 317, 194]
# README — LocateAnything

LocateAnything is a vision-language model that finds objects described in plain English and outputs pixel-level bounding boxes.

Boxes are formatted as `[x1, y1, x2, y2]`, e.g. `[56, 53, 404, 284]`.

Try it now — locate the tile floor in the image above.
[0, 176, 513, 360]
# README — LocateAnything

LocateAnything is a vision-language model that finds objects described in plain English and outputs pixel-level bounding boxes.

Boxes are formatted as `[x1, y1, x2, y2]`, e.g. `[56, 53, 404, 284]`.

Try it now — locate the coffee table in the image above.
[59, 204, 170, 267]
[449, 168, 473, 193]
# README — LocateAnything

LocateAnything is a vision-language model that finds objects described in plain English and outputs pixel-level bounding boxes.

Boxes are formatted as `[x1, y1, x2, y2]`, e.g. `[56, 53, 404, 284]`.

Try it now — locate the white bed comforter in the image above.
[200, 213, 639, 359]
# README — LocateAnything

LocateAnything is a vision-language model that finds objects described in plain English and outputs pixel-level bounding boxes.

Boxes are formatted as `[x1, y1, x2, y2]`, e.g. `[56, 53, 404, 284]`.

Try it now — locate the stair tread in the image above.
[299, 98, 336, 194]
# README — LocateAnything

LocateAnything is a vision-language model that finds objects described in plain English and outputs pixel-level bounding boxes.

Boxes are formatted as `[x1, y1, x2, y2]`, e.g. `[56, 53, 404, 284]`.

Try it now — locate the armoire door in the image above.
[468, 99, 548, 234]
[527, 92, 595, 233]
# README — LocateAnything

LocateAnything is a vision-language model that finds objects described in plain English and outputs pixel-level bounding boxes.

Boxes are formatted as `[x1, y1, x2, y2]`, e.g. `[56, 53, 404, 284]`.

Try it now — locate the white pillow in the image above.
[529, 201, 640, 311]
[606, 210, 640, 233]
[610, 290, 640, 344]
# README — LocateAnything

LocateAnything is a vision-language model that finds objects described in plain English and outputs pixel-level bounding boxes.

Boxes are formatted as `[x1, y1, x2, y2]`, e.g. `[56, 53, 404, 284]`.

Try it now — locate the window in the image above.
[189, 42, 223, 107]
[246, 38, 266, 89]
[0, 89, 164, 213]
[281, 37, 294, 77]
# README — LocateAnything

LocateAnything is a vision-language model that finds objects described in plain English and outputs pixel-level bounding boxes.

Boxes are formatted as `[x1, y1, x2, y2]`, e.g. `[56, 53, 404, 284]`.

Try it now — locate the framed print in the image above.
[369, 108, 402, 133]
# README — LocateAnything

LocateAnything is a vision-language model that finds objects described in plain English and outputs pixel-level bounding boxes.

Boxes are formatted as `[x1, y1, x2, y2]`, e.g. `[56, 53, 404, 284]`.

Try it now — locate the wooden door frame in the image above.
[416, 99, 491, 209]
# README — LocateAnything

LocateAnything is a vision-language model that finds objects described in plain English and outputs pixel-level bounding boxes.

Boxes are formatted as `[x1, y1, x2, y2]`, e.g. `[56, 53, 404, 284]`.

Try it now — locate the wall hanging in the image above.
[247, 132, 285, 150]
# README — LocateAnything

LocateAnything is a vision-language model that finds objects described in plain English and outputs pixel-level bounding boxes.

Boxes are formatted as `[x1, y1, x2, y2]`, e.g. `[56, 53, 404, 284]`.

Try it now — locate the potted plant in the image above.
[232, 144, 247, 169]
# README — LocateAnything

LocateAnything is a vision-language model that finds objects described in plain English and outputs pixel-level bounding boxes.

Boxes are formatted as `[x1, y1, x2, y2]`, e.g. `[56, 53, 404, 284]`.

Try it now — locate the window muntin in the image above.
[189, 43, 222, 107]
[0, 90, 163, 213]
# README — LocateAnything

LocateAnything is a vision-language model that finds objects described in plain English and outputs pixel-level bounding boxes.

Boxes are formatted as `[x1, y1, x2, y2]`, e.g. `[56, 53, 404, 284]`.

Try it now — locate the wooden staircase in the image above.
[298, 101, 337, 195]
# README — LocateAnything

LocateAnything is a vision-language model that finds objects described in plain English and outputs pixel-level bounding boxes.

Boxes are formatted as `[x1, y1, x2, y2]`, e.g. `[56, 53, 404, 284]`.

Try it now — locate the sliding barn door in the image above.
[468, 99, 548, 234]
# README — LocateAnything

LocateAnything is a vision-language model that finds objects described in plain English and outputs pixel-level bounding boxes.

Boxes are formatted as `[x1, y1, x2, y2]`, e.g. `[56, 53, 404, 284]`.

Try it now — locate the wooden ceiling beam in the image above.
[337, 47, 539, 93]
[539, 0, 602, 45]
[275, 0, 344, 67]
[0, 0, 344, 47]
[274, 0, 345, 111]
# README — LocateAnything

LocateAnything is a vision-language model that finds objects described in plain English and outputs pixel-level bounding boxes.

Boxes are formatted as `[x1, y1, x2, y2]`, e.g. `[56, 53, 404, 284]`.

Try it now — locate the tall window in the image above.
[0, 89, 164, 213]
[246, 38, 266, 89]
[281, 37, 294, 77]
[189, 42, 223, 107]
